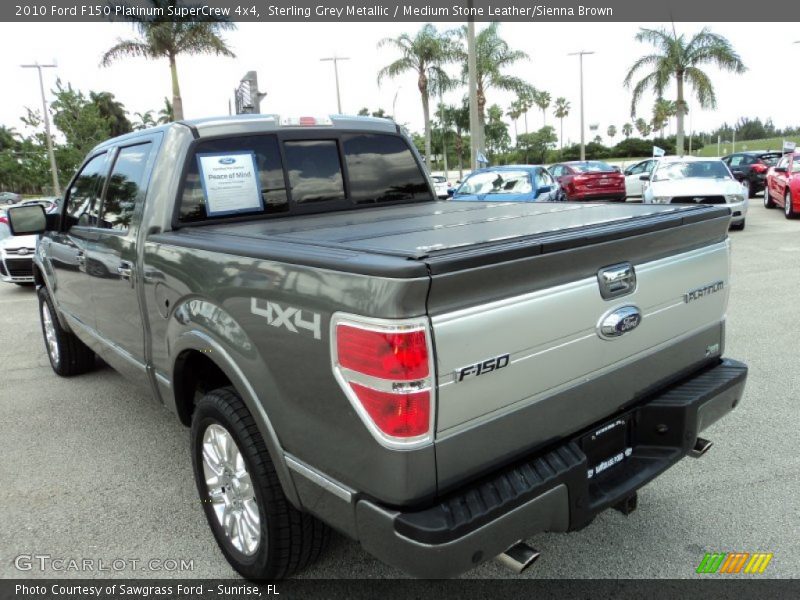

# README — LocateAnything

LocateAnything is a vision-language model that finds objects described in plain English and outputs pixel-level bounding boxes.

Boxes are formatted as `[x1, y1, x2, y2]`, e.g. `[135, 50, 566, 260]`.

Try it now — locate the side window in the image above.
[283, 140, 345, 204]
[550, 165, 562, 178]
[342, 133, 430, 204]
[535, 169, 553, 188]
[729, 155, 743, 167]
[644, 160, 656, 173]
[65, 153, 107, 227]
[628, 162, 644, 175]
[179, 135, 288, 223]
[777, 156, 789, 170]
[98, 143, 153, 232]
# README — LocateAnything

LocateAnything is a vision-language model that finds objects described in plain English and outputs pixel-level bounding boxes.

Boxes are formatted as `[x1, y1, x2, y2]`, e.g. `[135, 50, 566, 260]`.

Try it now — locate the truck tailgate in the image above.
[423, 202, 732, 490]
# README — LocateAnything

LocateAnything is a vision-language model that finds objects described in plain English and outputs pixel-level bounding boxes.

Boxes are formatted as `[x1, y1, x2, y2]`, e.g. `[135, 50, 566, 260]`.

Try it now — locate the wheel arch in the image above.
[171, 330, 301, 508]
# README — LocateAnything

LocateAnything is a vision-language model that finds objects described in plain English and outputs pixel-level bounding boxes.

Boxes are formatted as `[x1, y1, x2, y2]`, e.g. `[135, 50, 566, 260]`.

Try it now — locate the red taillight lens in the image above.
[0, 216, 8, 225]
[350, 384, 430, 437]
[752, 163, 768, 174]
[336, 325, 429, 380]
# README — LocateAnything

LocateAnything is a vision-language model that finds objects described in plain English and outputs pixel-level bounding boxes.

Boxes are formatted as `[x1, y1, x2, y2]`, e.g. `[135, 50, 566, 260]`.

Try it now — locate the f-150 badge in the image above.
[251, 298, 321, 340]
[597, 306, 642, 340]
[455, 354, 510, 382]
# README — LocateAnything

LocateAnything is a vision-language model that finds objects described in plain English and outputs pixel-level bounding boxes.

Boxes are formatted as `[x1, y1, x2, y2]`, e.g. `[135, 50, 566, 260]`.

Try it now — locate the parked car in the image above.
[764, 152, 800, 218]
[4, 115, 747, 579]
[0, 233, 37, 285]
[431, 175, 449, 198]
[642, 157, 749, 230]
[21, 196, 59, 213]
[623, 158, 657, 198]
[450, 165, 558, 202]
[548, 161, 626, 202]
[0, 191, 22, 205]
[722, 151, 782, 198]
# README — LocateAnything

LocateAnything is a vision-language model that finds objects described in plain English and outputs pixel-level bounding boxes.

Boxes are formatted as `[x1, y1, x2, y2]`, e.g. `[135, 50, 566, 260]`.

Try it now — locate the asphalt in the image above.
[0, 199, 798, 580]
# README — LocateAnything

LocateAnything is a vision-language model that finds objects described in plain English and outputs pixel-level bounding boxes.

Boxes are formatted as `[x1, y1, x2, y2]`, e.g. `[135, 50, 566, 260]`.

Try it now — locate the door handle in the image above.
[117, 261, 134, 280]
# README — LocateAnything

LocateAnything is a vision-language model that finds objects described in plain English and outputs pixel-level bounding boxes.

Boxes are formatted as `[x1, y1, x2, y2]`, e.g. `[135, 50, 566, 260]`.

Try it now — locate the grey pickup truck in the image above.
[7, 115, 747, 579]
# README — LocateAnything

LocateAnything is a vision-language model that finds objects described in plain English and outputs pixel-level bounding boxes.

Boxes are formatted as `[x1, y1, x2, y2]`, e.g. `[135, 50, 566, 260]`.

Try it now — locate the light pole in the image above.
[320, 55, 349, 114]
[21, 61, 60, 196]
[392, 87, 401, 122]
[568, 50, 594, 161]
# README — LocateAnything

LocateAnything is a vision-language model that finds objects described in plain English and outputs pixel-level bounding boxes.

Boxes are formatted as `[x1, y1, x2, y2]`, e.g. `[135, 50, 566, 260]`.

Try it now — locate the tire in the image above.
[730, 219, 745, 231]
[764, 187, 776, 208]
[38, 287, 95, 376]
[785, 190, 797, 219]
[191, 387, 330, 580]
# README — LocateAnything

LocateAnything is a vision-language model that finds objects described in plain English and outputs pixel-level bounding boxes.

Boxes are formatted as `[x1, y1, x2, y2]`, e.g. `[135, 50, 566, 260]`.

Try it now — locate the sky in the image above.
[0, 21, 798, 147]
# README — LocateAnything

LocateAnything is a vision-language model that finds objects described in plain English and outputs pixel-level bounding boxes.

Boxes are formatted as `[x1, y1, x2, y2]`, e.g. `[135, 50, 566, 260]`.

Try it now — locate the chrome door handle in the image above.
[117, 261, 134, 280]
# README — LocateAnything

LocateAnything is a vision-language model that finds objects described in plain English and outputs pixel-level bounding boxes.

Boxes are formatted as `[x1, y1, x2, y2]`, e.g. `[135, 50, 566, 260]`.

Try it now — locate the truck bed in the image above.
[155, 201, 730, 277]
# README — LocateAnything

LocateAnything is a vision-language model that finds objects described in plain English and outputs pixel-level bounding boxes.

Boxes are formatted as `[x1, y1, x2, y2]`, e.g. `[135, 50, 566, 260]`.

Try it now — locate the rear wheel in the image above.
[191, 387, 330, 580]
[764, 186, 775, 208]
[785, 190, 796, 219]
[38, 287, 95, 376]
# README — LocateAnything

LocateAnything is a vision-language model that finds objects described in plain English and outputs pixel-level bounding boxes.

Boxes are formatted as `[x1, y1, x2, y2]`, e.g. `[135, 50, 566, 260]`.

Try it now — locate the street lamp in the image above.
[568, 50, 595, 161]
[21, 61, 60, 196]
[320, 55, 349, 114]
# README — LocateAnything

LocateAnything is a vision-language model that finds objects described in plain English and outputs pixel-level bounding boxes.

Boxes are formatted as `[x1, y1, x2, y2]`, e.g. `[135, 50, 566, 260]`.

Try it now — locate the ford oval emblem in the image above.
[218, 157, 236, 165]
[597, 306, 642, 340]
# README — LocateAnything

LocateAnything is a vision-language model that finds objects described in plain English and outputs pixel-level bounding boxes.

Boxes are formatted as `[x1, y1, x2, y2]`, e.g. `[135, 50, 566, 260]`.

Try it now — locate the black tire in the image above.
[730, 219, 745, 231]
[38, 287, 95, 376]
[785, 190, 797, 219]
[764, 187, 776, 208]
[191, 387, 330, 580]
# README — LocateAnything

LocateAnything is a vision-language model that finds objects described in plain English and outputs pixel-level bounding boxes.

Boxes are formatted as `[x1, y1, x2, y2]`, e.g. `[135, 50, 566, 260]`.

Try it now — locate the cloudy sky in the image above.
[1, 21, 797, 145]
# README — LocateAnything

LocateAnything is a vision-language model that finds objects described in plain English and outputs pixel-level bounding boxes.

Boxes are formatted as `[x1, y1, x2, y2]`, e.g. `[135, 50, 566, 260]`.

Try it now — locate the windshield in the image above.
[457, 170, 532, 195]
[652, 161, 731, 182]
[571, 161, 615, 173]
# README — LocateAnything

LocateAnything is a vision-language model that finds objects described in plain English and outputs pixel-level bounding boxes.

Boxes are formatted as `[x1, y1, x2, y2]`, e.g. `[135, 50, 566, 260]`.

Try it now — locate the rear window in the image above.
[342, 133, 431, 204]
[759, 153, 782, 166]
[178, 132, 429, 223]
[571, 161, 615, 173]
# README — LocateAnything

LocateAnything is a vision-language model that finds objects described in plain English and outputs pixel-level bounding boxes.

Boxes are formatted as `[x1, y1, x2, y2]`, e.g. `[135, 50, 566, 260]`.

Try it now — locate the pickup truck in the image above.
[6, 115, 748, 579]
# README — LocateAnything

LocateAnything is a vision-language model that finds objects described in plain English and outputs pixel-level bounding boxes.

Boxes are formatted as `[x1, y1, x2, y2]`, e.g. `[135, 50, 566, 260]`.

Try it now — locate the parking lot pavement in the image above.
[1, 202, 798, 580]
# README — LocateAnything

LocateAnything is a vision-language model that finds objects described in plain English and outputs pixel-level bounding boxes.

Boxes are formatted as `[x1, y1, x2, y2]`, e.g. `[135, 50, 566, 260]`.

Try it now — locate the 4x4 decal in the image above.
[251, 298, 321, 340]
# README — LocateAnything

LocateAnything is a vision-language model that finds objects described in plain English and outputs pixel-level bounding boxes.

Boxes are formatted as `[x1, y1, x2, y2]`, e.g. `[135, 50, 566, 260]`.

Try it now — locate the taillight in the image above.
[751, 163, 768, 174]
[332, 315, 434, 446]
[0, 216, 8, 225]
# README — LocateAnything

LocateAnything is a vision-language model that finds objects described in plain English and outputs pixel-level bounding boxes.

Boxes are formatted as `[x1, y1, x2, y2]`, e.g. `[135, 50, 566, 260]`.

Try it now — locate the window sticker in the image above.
[196, 152, 263, 216]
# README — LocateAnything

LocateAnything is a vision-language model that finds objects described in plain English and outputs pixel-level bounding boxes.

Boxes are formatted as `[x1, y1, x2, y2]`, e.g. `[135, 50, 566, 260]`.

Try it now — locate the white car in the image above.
[623, 158, 657, 197]
[0, 233, 37, 285]
[431, 175, 449, 199]
[642, 157, 748, 230]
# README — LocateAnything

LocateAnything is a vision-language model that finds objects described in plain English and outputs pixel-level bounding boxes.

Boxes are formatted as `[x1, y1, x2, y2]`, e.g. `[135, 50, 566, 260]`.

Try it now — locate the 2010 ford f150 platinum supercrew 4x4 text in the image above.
[6, 115, 748, 579]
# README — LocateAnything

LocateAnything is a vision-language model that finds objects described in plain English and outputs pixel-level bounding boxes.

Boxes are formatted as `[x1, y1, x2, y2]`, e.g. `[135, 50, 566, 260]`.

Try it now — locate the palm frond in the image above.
[100, 39, 156, 66]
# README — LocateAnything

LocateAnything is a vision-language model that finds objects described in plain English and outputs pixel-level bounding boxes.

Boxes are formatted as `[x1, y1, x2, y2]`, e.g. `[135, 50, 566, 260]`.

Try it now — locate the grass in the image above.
[692, 136, 800, 157]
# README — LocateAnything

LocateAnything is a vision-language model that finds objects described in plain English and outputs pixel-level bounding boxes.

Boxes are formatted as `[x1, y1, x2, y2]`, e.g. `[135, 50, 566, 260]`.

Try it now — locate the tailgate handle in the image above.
[598, 262, 636, 299]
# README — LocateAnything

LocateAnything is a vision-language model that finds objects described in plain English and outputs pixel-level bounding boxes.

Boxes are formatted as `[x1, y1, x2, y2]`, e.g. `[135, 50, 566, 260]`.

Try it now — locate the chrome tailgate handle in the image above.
[598, 262, 636, 299]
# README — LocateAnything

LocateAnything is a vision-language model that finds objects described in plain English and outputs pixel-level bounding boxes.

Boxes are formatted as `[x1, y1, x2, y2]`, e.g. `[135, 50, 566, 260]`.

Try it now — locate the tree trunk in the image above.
[169, 54, 184, 121]
[675, 71, 685, 156]
[418, 70, 431, 168]
[523, 111, 528, 135]
[560, 117, 564, 151]
[513, 120, 518, 146]
[542, 109, 546, 128]
[476, 84, 486, 158]
[455, 130, 464, 180]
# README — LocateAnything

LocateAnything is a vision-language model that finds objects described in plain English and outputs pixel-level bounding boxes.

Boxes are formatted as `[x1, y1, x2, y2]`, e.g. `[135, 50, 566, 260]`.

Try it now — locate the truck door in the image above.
[47, 151, 109, 332]
[85, 139, 158, 386]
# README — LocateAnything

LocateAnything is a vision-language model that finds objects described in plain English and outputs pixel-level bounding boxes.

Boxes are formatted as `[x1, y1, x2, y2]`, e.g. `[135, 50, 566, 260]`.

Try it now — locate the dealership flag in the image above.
[652, 146, 666, 157]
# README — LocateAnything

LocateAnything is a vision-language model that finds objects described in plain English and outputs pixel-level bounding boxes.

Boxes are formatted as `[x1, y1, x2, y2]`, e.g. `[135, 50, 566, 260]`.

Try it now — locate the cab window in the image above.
[65, 153, 107, 227]
[98, 143, 153, 232]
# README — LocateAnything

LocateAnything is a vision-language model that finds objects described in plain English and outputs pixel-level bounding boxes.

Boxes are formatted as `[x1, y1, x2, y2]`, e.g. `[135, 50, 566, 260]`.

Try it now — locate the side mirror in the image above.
[639, 174, 651, 181]
[7, 204, 47, 235]
[624, 168, 633, 176]
[732, 171, 746, 182]
[447, 188, 455, 198]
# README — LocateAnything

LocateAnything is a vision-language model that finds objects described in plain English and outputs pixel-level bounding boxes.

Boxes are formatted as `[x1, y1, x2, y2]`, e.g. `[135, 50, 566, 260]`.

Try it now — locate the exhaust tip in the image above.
[495, 542, 540, 574]
[690, 437, 713, 458]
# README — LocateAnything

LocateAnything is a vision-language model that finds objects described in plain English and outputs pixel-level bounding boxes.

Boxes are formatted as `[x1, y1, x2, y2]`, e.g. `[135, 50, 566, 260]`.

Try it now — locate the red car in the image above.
[548, 160, 626, 202]
[764, 152, 800, 218]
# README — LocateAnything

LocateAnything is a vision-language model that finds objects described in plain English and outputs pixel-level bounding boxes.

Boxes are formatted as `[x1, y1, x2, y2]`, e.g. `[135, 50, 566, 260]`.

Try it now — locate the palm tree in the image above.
[651, 97, 673, 138]
[100, 0, 236, 121]
[533, 89, 551, 127]
[133, 111, 157, 130]
[89, 92, 132, 137]
[445, 102, 470, 180]
[607, 125, 617, 143]
[517, 89, 533, 134]
[622, 122, 633, 138]
[378, 24, 455, 167]
[553, 97, 570, 150]
[456, 23, 532, 132]
[624, 26, 746, 155]
[635, 118, 652, 138]
[157, 97, 174, 124]
[506, 101, 521, 144]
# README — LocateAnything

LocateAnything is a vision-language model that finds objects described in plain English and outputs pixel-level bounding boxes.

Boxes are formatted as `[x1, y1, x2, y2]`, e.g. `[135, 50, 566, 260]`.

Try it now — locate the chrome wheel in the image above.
[202, 424, 261, 556]
[42, 303, 60, 366]
[785, 191, 793, 218]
